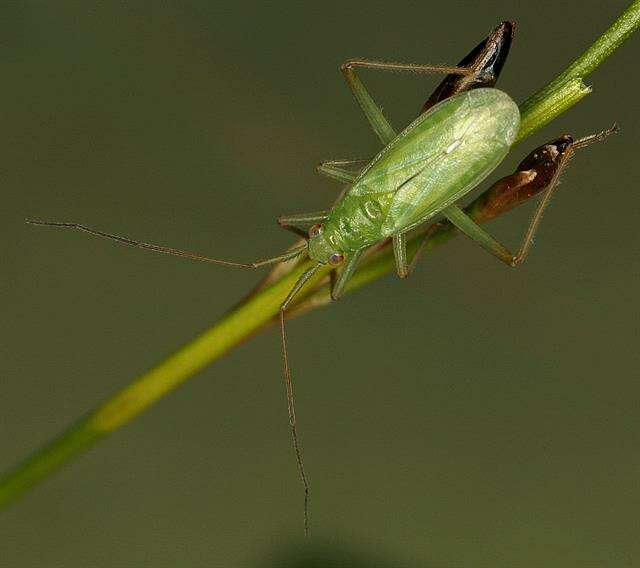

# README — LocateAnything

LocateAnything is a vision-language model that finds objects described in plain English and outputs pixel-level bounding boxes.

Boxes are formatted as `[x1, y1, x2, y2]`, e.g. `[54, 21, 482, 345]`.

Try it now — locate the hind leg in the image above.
[341, 58, 475, 145]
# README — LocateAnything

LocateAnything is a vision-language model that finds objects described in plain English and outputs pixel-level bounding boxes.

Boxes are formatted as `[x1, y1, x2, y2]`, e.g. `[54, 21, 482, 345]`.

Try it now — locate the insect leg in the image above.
[331, 249, 364, 300]
[279, 263, 322, 535]
[341, 59, 476, 145]
[392, 232, 410, 278]
[316, 159, 369, 183]
[442, 204, 516, 265]
[440, 125, 617, 267]
[26, 219, 306, 268]
[341, 61, 396, 145]
[277, 211, 328, 233]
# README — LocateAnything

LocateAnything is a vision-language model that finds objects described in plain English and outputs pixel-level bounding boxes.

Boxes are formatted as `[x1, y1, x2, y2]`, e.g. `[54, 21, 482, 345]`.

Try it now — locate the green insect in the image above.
[29, 21, 615, 534]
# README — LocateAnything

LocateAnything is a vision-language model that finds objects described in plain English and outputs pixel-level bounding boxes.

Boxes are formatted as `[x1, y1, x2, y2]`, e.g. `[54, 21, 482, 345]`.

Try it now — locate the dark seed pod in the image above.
[469, 135, 575, 223]
[421, 21, 515, 114]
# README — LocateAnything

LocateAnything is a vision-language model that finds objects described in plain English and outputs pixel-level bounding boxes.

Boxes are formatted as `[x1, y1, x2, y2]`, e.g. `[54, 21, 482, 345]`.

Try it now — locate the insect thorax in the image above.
[306, 193, 393, 263]
[324, 192, 395, 252]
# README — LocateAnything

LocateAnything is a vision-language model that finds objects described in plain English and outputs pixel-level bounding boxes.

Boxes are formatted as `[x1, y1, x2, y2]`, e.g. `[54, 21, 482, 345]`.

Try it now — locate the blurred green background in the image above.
[3, 1, 639, 566]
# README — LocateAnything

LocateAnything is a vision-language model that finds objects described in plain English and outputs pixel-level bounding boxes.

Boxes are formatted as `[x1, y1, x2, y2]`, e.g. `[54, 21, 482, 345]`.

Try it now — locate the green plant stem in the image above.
[2, 2, 640, 510]
[519, 0, 640, 116]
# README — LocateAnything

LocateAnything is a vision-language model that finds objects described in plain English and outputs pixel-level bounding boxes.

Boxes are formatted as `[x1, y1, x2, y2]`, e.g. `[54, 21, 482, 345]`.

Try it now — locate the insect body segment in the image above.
[310, 88, 519, 263]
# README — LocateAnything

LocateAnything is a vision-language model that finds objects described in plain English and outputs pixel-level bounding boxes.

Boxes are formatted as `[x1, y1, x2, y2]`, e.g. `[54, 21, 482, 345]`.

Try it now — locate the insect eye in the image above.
[308, 224, 323, 237]
[328, 253, 344, 266]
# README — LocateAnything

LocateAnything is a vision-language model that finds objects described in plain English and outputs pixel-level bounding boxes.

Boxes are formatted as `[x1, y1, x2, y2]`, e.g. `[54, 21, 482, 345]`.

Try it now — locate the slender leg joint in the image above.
[442, 124, 617, 269]
[392, 233, 409, 278]
[340, 58, 474, 77]
[340, 60, 356, 73]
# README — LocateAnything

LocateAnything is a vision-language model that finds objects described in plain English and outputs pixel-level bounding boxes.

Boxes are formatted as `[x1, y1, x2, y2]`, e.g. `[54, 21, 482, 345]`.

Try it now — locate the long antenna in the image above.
[279, 263, 321, 536]
[28, 215, 318, 533]
[25, 219, 306, 268]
